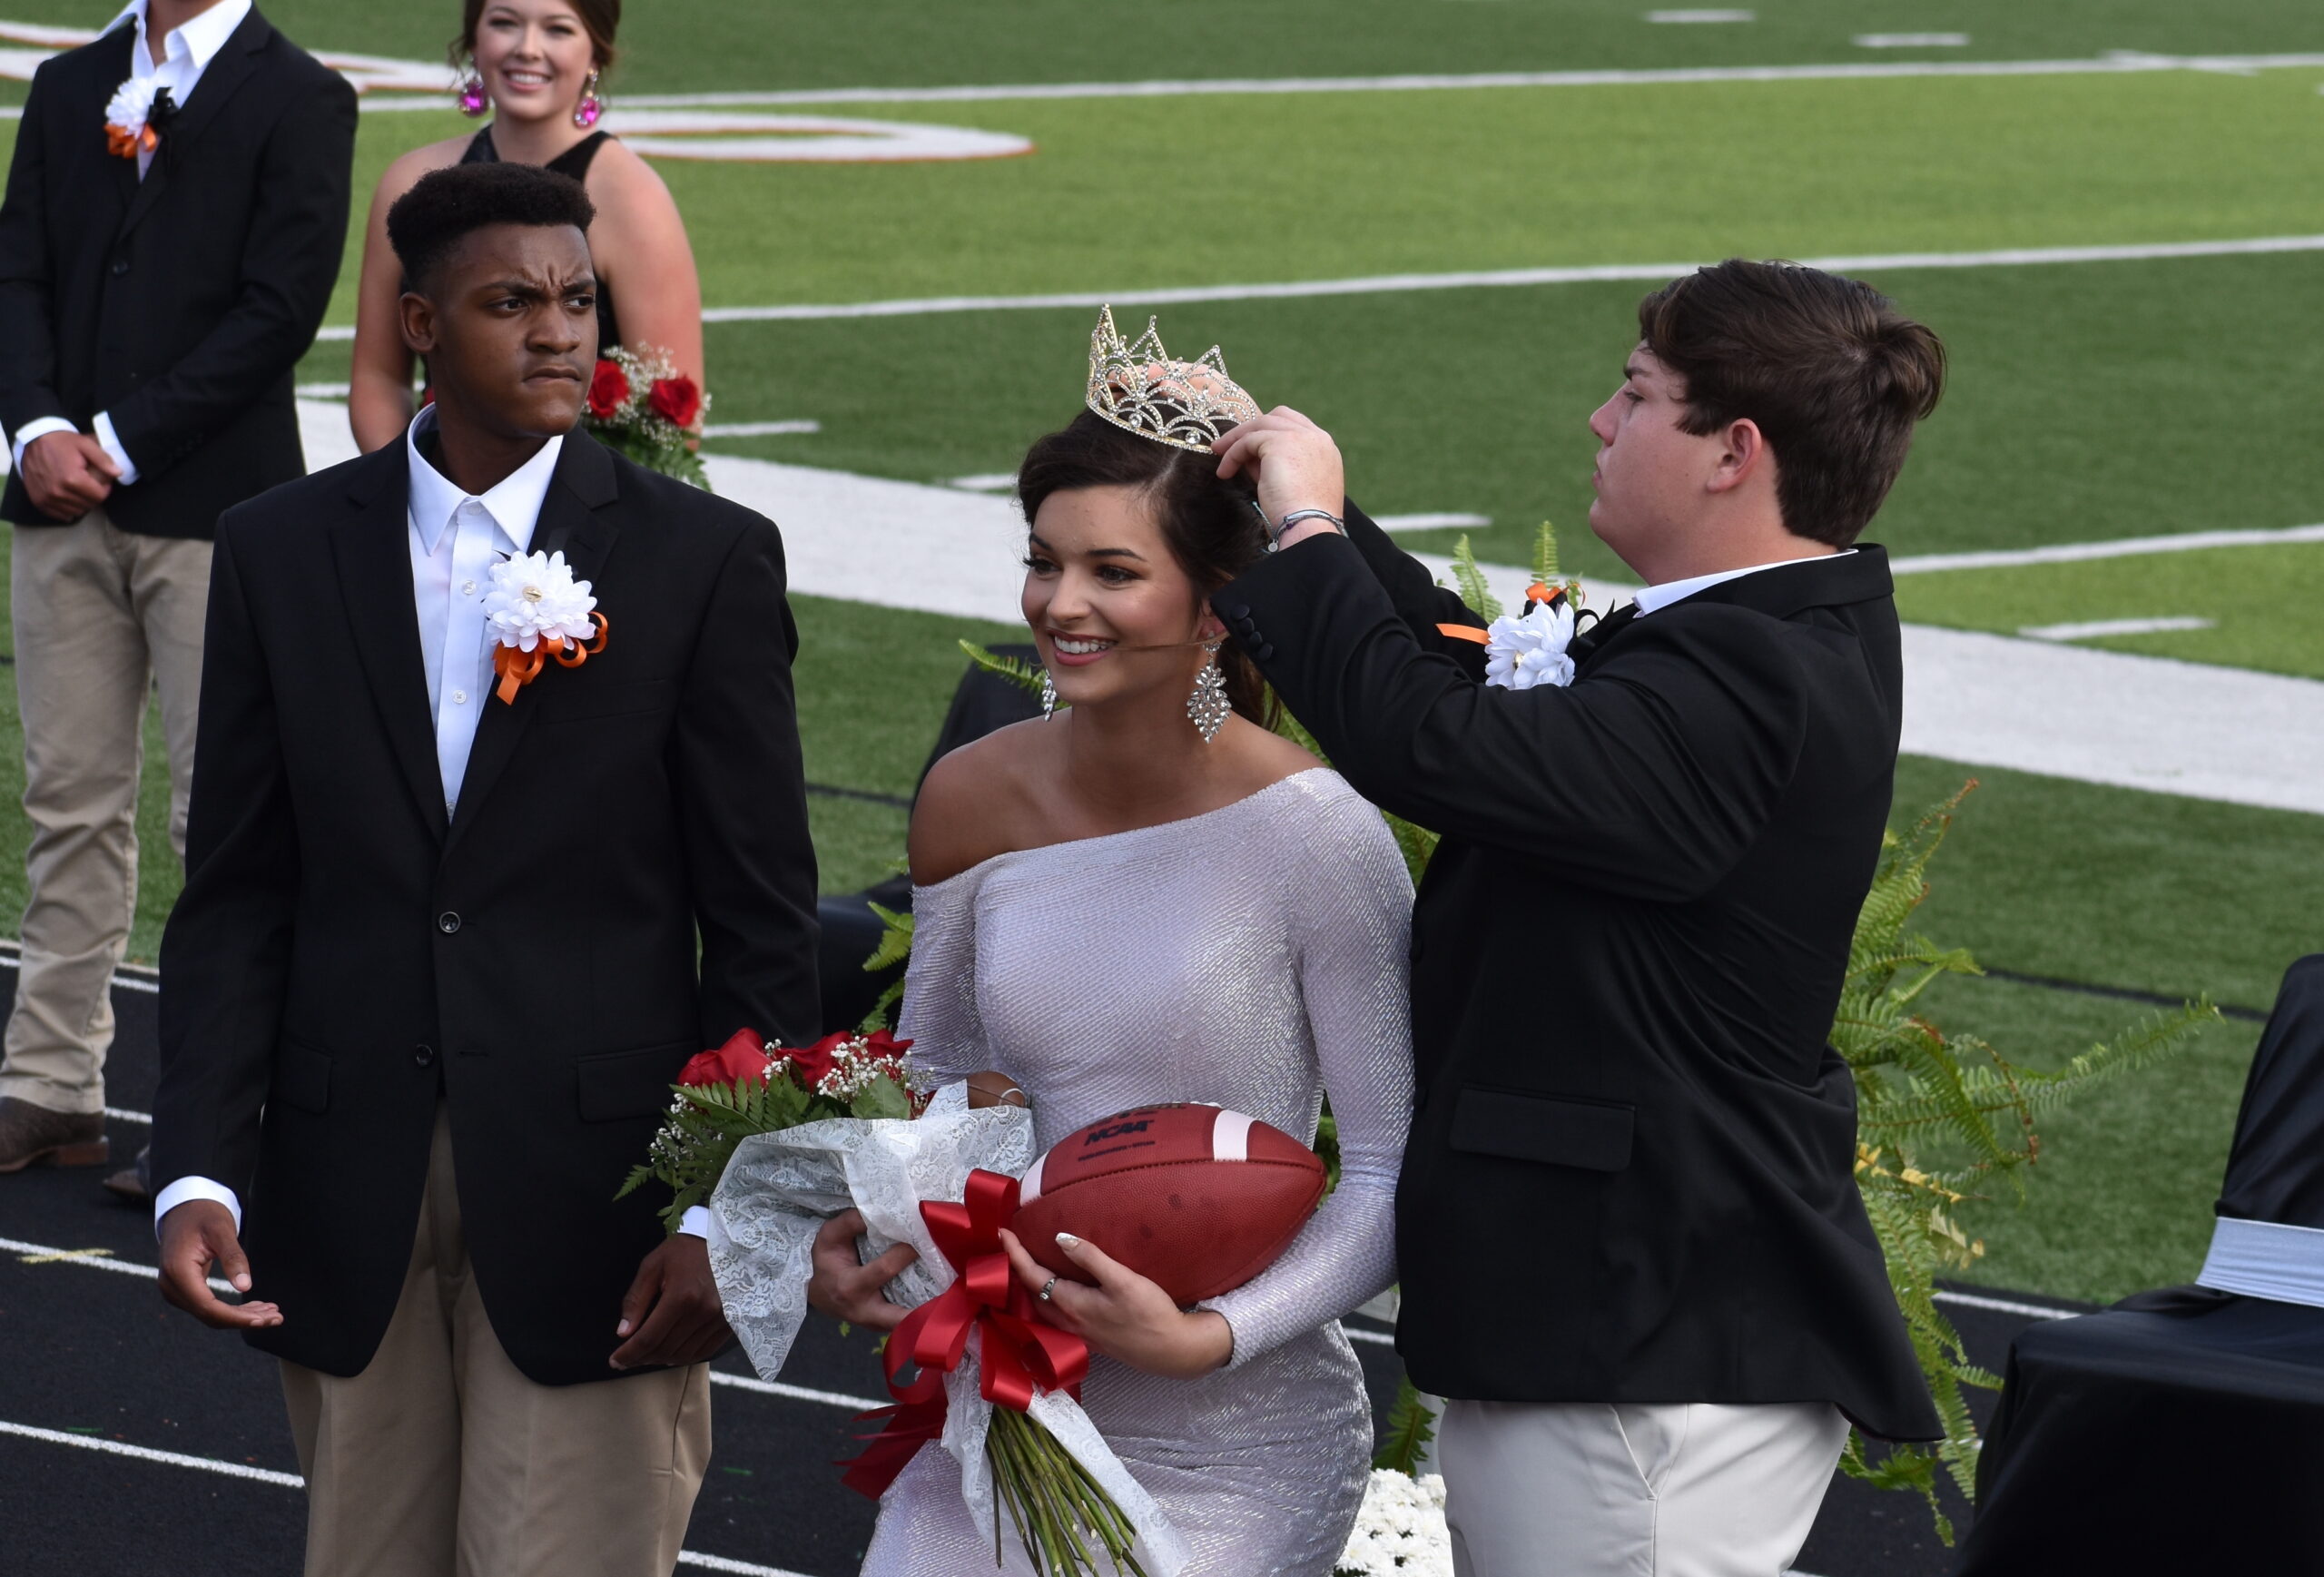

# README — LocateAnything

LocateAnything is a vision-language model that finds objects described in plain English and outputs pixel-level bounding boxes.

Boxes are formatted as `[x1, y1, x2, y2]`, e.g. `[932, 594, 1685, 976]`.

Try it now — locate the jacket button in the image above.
[413, 1044, 436, 1069]
[1224, 601, 1250, 619]
[1255, 642, 1276, 662]
[110, 258, 130, 276]
[437, 912, 461, 934]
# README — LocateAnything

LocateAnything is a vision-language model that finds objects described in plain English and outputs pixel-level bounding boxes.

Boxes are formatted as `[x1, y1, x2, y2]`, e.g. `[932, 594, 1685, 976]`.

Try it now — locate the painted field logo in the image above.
[0, 23, 1034, 163]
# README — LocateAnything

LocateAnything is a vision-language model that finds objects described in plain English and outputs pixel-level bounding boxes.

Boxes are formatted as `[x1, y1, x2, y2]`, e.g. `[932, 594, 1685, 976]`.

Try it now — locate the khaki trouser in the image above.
[1440, 1397, 1849, 1577]
[0, 508, 209, 1115]
[281, 1105, 712, 1577]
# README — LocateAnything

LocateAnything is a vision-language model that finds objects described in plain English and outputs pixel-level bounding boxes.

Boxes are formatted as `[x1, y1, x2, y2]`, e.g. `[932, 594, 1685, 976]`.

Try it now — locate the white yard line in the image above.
[1934, 1289, 2080, 1322]
[300, 235, 2324, 340]
[2020, 616, 2215, 642]
[0, 1420, 816, 1577]
[1889, 521, 2324, 573]
[412, 52, 2324, 110]
[675, 235, 2324, 325]
[0, 942, 159, 994]
[5, 1233, 233, 1294]
[709, 1371, 883, 1412]
[0, 1420, 306, 1486]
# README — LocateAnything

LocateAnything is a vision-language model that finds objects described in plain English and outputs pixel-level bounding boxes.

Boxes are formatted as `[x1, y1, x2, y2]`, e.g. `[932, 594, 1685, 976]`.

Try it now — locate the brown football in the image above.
[1012, 1103, 1327, 1305]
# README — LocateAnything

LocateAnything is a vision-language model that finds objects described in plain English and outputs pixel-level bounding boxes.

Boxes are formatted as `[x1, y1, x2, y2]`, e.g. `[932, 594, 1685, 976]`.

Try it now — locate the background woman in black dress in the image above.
[348, 0, 704, 452]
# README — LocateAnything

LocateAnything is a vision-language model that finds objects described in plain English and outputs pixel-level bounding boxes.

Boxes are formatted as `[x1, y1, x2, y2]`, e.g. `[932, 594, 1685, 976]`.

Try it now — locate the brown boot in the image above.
[0, 1097, 109, 1172]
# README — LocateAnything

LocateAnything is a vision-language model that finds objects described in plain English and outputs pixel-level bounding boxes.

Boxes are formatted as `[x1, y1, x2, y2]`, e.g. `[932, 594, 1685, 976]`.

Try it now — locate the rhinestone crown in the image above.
[1084, 305, 1262, 452]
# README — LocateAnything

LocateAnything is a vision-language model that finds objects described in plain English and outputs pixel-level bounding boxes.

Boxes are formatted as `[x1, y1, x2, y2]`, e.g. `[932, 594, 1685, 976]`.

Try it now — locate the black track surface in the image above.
[0, 979, 2068, 1575]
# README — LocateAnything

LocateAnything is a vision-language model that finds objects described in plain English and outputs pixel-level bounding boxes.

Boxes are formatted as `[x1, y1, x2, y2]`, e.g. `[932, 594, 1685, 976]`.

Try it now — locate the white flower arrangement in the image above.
[1334, 1468, 1453, 1576]
[1482, 596, 1578, 691]
[103, 74, 162, 158]
[484, 550, 598, 653]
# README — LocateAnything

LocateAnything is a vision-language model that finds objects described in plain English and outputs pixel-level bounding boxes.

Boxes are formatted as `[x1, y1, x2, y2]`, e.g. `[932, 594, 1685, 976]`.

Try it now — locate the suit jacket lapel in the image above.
[329, 447, 449, 842]
[117, 10, 271, 240]
[443, 433, 623, 857]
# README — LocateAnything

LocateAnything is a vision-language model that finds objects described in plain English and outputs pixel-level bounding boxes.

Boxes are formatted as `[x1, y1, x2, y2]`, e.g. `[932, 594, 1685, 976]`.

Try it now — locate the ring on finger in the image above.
[1039, 1276, 1058, 1302]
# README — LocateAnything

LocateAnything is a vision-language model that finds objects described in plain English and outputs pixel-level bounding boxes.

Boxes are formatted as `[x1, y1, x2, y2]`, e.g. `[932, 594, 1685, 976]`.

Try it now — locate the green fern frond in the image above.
[1372, 1375, 1439, 1475]
[862, 902, 917, 972]
[958, 639, 1050, 701]
[1531, 520, 1561, 586]
[1449, 535, 1502, 622]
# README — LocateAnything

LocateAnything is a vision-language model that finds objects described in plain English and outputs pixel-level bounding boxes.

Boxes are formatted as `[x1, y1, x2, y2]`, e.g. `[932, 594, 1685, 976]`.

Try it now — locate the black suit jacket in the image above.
[1217, 508, 1941, 1440]
[0, 10, 354, 534]
[152, 432, 822, 1385]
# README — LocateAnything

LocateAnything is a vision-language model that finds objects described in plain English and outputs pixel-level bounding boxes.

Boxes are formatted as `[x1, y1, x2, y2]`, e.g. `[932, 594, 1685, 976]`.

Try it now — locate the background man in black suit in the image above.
[0, 0, 354, 1184]
[149, 163, 820, 1575]
[1210, 261, 1949, 1575]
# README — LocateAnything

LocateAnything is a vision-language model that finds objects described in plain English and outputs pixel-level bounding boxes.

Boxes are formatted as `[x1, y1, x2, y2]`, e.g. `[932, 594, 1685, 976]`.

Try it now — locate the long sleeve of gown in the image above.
[897, 878, 990, 1087]
[1202, 791, 1414, 1368]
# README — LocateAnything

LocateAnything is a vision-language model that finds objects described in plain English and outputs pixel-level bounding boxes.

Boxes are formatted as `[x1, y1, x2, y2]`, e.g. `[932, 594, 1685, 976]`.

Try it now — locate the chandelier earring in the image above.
[455, 60, 489, 117]
[573, 67, 605, 129]
[1039, 666, 1059, 721]
[1187, 644, 1231, 744]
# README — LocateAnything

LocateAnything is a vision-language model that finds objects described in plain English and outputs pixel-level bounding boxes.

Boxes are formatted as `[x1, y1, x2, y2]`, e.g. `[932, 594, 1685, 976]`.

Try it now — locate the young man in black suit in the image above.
[150, 163, 821, 1575]
[0, 0, 354, 1185]
[1212, 261, 1948, 1575]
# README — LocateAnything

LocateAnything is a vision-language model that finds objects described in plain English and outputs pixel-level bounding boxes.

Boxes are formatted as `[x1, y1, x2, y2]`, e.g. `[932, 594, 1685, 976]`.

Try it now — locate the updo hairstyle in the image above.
[1016, 409, 1275, 725]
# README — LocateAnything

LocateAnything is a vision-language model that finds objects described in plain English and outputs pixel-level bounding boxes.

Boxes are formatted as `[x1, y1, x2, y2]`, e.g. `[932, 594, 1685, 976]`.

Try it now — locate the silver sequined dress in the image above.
[862, 768, 1415, 1577]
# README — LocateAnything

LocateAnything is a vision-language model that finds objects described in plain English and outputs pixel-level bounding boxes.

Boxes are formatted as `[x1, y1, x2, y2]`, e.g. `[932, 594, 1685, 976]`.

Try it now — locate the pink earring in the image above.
[572, 68, 603, 129]
[456, 62, 488, 117]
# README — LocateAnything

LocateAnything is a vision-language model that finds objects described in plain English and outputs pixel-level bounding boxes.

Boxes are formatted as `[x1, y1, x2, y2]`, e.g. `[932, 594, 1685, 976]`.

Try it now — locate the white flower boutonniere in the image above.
[484, 549, 608, 703]
[1482, 596, 1578, 691]
[104, 76, 162, 160]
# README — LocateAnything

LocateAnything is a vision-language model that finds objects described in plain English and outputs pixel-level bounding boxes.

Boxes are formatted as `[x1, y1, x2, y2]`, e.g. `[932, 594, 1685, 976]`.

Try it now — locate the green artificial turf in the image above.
[1894, 542, 2324, 679]
[132, 63, 2324, 326]
[1909, 970, 2260, 1305]
[7, 0, 2324, 102]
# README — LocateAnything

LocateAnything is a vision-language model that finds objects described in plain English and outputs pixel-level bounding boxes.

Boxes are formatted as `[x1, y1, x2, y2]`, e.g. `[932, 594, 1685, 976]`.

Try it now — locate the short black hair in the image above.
[385, 163, 596, 298]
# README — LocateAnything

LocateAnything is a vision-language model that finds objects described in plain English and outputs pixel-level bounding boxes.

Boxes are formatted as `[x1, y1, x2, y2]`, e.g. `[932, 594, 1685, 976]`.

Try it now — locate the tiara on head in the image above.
[1085, 305, 1262, 453]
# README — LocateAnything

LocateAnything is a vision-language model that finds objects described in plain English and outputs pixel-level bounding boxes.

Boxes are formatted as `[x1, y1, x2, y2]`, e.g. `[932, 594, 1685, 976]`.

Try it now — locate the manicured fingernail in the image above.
[232, 1274, 251, 1291]
[1056, 1232, 1081, 1250]
[616, 1319, 633, 1336]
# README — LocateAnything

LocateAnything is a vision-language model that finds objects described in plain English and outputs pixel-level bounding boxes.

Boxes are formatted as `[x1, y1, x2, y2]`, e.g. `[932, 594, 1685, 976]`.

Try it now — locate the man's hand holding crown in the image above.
[1213, 408, 1347, 551]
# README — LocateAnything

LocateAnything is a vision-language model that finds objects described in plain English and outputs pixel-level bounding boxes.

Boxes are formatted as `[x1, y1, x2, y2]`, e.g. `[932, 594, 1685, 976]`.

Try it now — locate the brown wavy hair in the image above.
[452, 0, 620, 73]
[1017, 410, 1275, 726]
[1638, 260, 1945, 547]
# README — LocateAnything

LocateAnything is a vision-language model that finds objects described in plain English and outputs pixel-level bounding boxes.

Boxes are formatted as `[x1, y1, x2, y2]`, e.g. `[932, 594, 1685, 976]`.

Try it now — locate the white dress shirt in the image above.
[402, 408, 562, 813]
[156, 410, 711, 1240]
[6, 0, 254, 485]
[1630, 547, 1857, 617]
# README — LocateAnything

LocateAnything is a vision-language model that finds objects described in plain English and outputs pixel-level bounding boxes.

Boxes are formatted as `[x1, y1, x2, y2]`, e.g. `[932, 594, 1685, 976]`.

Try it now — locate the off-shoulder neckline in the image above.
[914, 766, 1344, 893]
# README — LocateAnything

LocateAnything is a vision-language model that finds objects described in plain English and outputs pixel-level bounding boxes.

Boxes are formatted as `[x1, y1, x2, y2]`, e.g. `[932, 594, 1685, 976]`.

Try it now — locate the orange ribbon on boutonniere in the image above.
[483, 549, 607, 704]
[103, 80, 169, 160]
[837, 1168, 1089, 1498]
[491, 613, 609, 704]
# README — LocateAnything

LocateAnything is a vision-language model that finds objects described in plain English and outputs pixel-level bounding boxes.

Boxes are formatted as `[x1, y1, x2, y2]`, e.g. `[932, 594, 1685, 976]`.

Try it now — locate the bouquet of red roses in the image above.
[582, 342, 711, 490]
[616, 1027, 930, 1235]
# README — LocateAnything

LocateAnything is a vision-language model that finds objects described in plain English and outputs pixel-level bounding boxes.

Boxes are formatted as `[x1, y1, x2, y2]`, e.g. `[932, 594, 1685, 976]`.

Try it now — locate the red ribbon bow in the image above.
[837, 1168, 1088, 1498]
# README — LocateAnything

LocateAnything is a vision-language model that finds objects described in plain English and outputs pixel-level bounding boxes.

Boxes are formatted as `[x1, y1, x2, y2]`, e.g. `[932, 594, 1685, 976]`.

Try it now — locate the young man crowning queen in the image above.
[1208, 260, 1949, 1577]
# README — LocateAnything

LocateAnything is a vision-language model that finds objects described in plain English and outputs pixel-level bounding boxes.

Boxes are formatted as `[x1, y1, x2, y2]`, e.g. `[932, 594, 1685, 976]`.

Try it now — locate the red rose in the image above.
[678, 1027, 776, 1089]
[586, 359, 630, 420]
[785, 1030, 853, 1090]
[647, 376, 702, 429]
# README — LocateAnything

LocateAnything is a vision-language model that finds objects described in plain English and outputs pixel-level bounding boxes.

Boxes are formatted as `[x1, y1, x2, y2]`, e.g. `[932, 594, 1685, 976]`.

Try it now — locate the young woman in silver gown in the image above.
[806, 324, 1415, 1575]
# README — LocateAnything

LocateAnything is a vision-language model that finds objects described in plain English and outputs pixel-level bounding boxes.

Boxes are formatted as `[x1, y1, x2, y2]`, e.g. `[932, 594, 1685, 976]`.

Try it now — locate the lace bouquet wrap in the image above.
[710, 1082, 1195, 1577]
